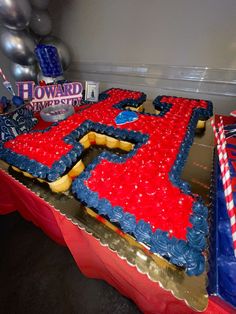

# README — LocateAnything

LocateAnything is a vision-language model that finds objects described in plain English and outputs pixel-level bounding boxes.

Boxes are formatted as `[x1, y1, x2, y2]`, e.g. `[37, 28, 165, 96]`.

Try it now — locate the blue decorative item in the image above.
[0, 103, 37, 143]
[12, 95, 24, 107]
[208, 160, 236, 308]
[115, 111, 138, 125]
[35, 44, 63, 78]
[0, 96, 9, 109]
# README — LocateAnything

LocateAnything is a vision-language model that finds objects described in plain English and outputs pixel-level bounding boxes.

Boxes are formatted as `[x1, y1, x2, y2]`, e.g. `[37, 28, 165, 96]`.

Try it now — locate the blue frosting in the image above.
[98, 198, 113, 216]
[186, 227, 206, 251]
[88, 192, 99, 208]
[190, 214, 208, 234]
[109, 206, 124, 222]
[169, 239, 189, 266]
[185, 248, 205, 276]
[192, 202, 208, 218]
[134, 219, 152, 243]
[150, 230, 170, 256]
[119, 212, 136, 233]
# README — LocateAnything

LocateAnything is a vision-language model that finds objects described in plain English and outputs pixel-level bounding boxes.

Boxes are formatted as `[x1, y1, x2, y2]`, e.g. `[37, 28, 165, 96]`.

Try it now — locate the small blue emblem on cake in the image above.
[115, 111, 138, 125]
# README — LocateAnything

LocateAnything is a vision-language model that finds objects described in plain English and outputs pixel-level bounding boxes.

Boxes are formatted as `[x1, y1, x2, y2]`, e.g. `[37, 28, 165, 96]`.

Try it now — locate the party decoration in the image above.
[11, 62, 38, 81]
[3, 81, 15, 95]
[35, 44, 63, 77]
[0, 0, 71, 82]
[115, 111, 139, 125]
[0, 67, 15, 95]
[211, 118, 236, 257]
[29, 9, 52, 36]
[30, 0, 49, 10]
[41, 36, 71, 70]
[0, 0, 32, 30]
[0, 95, 10, 112]
[0, 28, 36, 65]
[17, 80, 83, 112]
[12, 95, 24, 107]
[85, 81, 99, 102]
[0, 104, 37, 142]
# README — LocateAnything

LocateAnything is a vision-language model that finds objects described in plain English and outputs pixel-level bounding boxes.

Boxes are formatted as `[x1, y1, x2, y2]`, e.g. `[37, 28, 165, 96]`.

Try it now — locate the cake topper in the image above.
[115, 111, 138, 125]
[16, 80, 83, 112]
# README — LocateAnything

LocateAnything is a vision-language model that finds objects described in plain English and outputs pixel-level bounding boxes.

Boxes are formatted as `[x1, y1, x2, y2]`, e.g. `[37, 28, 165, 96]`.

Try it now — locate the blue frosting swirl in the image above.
[192, 202, 208, 218]
[119, 212, 136, 233]
[150, 230, 170, 256]
[98, 198, 113, 216]
[168, 238, 189, 266]
[134, 220, 152, 244]
[88, 192, 99, 208]
[186, 227, 206, 251]
[185, 249, 205, 276]
[109, 206, 124, 222]
[190, 214, 209, 234]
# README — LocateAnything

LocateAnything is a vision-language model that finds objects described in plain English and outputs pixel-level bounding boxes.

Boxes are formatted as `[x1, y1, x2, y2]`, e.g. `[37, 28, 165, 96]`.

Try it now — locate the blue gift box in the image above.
[0, 105, 37, 143]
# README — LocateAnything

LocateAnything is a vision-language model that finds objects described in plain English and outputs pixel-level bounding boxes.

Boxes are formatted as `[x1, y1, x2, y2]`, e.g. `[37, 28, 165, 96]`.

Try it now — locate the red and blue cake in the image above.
[0, 88, 213, 276]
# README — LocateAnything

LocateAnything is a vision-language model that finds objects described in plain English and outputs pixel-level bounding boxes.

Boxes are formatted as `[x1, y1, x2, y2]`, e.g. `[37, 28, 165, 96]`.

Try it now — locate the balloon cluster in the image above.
[0, 0, 71, 82]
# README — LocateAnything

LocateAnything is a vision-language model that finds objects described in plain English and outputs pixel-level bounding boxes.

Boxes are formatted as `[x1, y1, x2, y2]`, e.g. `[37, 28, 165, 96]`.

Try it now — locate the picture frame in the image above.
[85, 81, 99, 102]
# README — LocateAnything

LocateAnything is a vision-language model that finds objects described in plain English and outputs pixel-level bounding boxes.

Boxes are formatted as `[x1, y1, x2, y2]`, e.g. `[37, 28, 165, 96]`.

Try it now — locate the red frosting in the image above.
[4, 89, 209, 240]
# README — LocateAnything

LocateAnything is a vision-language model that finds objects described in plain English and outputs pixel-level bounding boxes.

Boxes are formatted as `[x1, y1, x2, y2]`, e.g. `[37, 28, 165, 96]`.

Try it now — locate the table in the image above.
[0, 112, 235, 313]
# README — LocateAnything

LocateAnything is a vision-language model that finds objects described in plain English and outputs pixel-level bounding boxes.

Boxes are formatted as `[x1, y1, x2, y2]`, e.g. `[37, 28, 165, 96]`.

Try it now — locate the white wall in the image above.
[0, 1, 236, 113]
[49, 0, 236, 68]
[48, 0, 236, 114]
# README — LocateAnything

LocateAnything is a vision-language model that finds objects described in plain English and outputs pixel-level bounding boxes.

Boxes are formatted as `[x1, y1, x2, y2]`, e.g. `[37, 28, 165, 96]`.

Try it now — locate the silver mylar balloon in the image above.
[30, 0, 49, 10]
[41, 36, 71, 70]
[30, 9, 52, 36]
[0, 0, 32, 30]
[0, 28, 36, 65]
[11, 63, 38, 81]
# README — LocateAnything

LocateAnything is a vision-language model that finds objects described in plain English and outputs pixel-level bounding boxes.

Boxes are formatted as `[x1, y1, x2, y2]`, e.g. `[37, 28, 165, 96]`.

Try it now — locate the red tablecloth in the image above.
[0, 169, 234, 314]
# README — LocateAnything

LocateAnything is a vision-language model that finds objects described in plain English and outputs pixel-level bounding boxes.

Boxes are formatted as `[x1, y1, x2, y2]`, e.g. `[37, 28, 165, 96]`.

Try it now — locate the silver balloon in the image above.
[30, 9, 52, 36]
[0, 28, 36, 65]
[11, 62, 38, 81]
[0, 0, 32, 30]
[30, 0, 49, 10]
[41, 36, 71, 70]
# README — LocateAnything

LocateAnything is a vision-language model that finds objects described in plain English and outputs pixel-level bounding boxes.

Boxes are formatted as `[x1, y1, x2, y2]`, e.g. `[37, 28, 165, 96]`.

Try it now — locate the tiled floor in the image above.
[0, 212, 140, 314]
